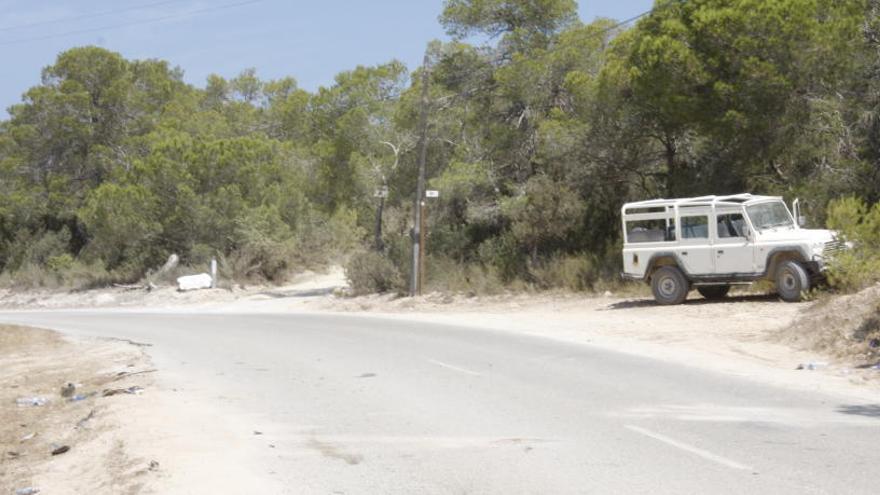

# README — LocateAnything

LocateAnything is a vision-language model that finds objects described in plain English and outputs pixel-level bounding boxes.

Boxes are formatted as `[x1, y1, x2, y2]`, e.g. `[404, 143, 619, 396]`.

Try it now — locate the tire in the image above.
[697, 285, 730, 300]
[651, 266, 690, 305]
[775, 260, 810, 302]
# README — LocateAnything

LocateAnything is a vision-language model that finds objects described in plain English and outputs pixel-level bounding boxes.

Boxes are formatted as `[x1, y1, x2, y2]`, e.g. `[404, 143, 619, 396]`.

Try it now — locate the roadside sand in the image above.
[0, 325, 160, 494]
[0, 325, 280, 495]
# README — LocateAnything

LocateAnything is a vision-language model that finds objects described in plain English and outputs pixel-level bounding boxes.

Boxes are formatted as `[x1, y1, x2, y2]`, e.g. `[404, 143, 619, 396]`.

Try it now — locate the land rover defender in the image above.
[621, 194, 845, 305]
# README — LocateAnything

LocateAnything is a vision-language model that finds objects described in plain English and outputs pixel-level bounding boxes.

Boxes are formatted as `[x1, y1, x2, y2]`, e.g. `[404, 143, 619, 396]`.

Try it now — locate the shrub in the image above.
[529, 254, 597, 291]
[4, 228, 72, 272]
[826, 197, 880, 291]
[344, 250, 404, 295]
[229, 205, 297, 281]
[423, 256, 506, 295]
[0, 258, 111, 290]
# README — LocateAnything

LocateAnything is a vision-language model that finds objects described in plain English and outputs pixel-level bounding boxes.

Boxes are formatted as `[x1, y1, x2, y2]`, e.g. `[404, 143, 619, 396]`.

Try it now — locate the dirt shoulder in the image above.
[0, 325, 160, 494]
[0, 325, 283, 495]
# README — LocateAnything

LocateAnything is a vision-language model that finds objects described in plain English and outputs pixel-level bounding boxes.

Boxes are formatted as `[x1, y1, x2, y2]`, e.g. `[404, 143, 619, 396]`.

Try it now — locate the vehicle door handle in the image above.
[680, 251, 688, 256]
[717, 250, 724, 255]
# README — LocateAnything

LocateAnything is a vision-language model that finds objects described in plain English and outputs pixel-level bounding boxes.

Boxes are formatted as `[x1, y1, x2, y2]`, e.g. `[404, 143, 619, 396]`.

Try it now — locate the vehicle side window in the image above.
[626, 218, 676, 243]
[681, 216, 708, 239]
[717, 213, 746, 238]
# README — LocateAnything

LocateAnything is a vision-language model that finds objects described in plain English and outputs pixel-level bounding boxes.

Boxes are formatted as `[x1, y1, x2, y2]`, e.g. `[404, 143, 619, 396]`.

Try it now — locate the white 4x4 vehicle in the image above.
[621, 194, 846, 305]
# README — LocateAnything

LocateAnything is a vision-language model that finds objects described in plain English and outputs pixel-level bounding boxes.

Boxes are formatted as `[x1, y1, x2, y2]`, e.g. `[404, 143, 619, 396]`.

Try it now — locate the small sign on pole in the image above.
[425, 190, 439, 198]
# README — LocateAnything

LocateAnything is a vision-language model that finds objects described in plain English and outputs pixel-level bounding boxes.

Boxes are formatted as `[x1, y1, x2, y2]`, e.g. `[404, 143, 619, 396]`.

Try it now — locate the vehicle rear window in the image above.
[626, 219, 676, 243]
[681, 216, 708, 239]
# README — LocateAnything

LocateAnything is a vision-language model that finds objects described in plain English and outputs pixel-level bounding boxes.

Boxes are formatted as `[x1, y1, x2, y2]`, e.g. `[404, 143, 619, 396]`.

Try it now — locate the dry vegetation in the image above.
[775, 284, 880, 365]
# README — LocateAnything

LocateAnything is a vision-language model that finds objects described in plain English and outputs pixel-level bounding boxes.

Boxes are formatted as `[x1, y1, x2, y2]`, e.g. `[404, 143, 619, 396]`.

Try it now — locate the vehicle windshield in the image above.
[746, 201, 794, 231]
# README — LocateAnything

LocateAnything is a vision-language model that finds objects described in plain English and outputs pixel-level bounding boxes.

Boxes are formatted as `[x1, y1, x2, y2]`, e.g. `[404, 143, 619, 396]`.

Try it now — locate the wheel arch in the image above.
[645, 252, 688, 282]
[765, 247, 809, 281]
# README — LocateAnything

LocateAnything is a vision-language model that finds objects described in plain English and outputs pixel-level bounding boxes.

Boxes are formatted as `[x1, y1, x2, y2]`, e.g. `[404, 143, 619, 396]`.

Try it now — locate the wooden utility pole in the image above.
[410, 51, 430, 297]
[418, 200, 427, 295]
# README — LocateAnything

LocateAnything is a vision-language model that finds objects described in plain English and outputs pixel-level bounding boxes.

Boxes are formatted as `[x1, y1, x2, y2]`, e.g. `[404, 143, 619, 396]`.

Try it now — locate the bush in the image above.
[4, 228, 72, 272]
[529, 254, 597, 291]
[229, 205, 297, 281]
[344, 250, 404, 295]
[0, 258, 111, 290]
[424, 256, 507, 295]
[826, 197, 880, 291]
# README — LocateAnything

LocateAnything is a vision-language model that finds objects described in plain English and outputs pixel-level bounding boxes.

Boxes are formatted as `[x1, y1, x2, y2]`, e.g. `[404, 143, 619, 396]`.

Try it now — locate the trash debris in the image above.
[60, 383, 76, 398]
[177, 273, 213, 291]
[108, 369, 156, 382]
[20, 432, 35, 442]
[76, 410, 95, 429]
[51, 445, 70, 456]
[253, 431, 263, 435]
[7, 451, 21, 458]
[16, 397, 48, 407]
[796, 362, 828, 370]
[871, 339, 880, 349]
[69, 393, 91, 402]
[15, 487, 40, 495]
[358, 373, 377, 378]
[149, 460, 160, 471]
[159, 253, 180, 274]
[102, 386, 144, 397]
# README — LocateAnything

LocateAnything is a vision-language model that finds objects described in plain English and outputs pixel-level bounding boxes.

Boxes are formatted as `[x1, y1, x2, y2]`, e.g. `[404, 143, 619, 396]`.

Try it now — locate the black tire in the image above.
[697, 285, 731, 300]
[775, 260, 810, 302]
[651, 266, 690, 305]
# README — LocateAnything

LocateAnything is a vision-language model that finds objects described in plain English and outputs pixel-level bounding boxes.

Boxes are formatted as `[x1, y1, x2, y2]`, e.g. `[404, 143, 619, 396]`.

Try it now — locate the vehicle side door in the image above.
[676, 207, 714, 276]
[712, 208, 756, 274]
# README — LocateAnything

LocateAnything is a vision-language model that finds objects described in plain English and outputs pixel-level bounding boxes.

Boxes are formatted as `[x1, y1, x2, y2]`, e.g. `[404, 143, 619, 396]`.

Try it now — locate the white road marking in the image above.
[624, 425, 752, 471]
[427, 358, 482, 376]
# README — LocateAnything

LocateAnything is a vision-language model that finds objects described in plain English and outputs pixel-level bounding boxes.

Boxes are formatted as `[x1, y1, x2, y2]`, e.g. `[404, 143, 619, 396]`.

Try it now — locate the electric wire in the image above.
[0, 0, 264, 47]
[0, 0, 185, 33]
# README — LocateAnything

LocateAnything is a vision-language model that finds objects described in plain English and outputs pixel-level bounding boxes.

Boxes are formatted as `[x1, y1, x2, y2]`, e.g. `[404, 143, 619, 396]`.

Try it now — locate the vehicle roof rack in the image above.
[622, 194, 780, 211]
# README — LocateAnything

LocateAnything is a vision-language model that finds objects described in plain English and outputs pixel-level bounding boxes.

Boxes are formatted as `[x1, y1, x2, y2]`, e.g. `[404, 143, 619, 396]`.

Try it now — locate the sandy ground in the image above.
[0, 325, 160, 494]
[0, 325, 280, 495]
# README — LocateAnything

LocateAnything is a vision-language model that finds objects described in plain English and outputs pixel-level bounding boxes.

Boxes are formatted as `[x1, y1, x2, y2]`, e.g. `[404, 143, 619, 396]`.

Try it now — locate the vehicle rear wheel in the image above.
[775, 260, 810, 302]
[697, 285, 730, 300]
[651, 266, 690, 305]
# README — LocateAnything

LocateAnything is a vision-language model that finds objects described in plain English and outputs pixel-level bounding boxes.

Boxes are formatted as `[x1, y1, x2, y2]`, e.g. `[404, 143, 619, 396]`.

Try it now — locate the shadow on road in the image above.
[836, 404, 880, 418]
[605, 294, 780, 310]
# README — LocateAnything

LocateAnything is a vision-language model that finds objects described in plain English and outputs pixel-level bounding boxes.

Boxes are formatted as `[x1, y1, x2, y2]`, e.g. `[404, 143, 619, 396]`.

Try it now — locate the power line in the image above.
[0, 0, 184, 33]
[0, 0, 265, 47]
[593, 2, 677, 38]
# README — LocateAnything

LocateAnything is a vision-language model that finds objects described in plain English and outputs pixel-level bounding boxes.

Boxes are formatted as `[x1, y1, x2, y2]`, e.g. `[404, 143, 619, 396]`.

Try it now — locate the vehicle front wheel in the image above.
[697, 285, 730, 300]
[775, 260, 810, 302]
[651, 266, 690, 305]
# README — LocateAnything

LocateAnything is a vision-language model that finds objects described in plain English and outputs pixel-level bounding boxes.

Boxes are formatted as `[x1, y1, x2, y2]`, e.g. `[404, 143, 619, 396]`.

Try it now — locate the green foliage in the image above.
[1, 1, 880, 294]
[826, 197, 880, 290]
[344, 250, 405, 295]
[79, 183, 162, 274]
[441, 0, 577, 50]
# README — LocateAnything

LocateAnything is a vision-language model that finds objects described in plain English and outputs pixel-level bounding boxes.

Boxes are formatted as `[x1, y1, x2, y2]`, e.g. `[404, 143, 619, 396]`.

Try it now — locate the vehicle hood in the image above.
[754, 227, 836, 244]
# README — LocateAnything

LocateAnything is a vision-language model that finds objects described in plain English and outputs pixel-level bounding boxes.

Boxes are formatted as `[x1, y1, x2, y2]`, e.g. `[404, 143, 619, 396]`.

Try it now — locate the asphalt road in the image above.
[1, 311, 878, 494]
